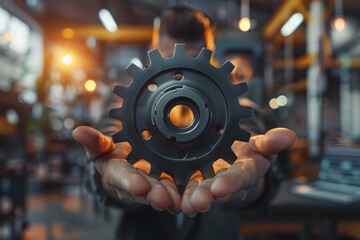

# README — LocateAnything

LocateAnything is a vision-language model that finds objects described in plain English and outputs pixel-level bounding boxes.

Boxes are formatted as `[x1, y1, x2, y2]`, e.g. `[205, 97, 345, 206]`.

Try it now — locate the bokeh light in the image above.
[64, 117, 75, 129]
[84, 79, 96, 92]
[62, 28, 74, 39]
[4, 31, 12, 42]
[269, 98, 279, 109]
[277, 95, 288, 107]
[238, 17, 251, 32]
[332, 16, 346, 32]
[62, 54, 73, 65]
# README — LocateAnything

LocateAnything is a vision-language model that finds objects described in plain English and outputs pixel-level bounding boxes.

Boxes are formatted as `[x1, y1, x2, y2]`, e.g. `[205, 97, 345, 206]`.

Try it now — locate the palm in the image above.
[72, 126, 181, 214]
[73, 126, 296, 216]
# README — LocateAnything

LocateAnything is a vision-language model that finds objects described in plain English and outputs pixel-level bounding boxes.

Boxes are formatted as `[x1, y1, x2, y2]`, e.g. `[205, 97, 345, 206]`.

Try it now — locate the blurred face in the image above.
[156, 33, 207, 58]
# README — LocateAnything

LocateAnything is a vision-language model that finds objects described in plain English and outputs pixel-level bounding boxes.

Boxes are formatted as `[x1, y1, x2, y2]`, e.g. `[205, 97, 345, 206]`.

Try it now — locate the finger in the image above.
[98, 159, 151, 197]
[72, 126, 115, 160]
[211, 157, 270, 198]
[230, 189, 251, 202]
[181, 177, 201, 216]
[138, 173, 174, 211]
[249, 128, 297, 157]
[189, 178, 215, 213]
[160, 179, 181, 214]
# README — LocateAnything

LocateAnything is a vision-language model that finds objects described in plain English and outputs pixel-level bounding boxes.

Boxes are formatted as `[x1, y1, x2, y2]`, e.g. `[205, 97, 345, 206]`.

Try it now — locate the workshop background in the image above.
[0, 0, 360, 239]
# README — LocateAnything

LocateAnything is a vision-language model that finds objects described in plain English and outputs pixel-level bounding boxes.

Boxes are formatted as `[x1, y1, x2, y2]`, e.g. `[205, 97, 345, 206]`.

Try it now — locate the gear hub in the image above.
[109, 44, 253, 187]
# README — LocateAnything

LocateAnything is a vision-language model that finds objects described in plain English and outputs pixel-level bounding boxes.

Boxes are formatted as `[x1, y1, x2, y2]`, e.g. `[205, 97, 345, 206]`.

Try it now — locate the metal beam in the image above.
[273, 54, 360, 69]
[262, 0, 303, 40]
[273, 54, 316, 69]
[266, 78, 307, 93]
[51, 25, 153, 44]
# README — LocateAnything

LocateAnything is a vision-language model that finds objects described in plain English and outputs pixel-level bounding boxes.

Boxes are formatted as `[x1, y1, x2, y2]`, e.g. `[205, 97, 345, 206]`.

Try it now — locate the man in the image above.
[73, 5, 296, 240]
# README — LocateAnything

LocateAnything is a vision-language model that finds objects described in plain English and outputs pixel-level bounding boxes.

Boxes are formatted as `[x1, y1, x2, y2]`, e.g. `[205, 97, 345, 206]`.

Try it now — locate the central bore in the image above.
[169, 104, 194, 128]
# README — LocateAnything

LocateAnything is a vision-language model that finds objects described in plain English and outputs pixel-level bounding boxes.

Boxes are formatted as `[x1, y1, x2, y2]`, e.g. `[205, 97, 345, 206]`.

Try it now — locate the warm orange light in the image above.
[332, 16, 346, 31]
[133, 159, 151, 174]
[85, 79, 96, 92]
[238, 17, 251, 32]
[4, 31, 12, 42]
[169, 104, 195, 128]
[213, 159, 231, 174]
[62, 28, 75, 39]
[62, 54, 73, 65]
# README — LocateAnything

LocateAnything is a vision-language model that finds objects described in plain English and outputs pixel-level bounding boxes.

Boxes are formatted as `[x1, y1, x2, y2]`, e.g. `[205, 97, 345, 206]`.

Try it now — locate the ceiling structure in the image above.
[12, 0, 282, 35]
[11, 0, 360, 29]
[4, 0, 356, 55]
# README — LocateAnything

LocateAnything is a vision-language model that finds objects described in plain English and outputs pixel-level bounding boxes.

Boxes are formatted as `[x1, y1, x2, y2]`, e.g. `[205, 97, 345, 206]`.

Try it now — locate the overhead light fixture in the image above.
[98, 8, 118, 33]
[332, 16, 346, 31]
[238, 17, 251, 32]
[238, 0, 251, 32]
[280, 13, 304, 37]
[332, 0, 346, 31]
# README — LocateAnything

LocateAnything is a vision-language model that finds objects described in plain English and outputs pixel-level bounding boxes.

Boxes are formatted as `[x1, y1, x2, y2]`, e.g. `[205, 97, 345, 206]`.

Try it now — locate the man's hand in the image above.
[72, 126, 181, 214]
[181, 128, 296, 216]
[73, 126, 296, 216]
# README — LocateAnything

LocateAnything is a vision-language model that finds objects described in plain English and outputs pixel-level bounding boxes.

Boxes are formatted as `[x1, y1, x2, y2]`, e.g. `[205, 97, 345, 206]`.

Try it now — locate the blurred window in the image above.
[8, 16, 30, 54]
[0, 6, 10, 34]
[0, 6, 31, 55]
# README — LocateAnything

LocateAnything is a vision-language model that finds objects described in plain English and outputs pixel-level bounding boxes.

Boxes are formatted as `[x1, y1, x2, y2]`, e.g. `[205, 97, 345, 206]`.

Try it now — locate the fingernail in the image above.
[248, 136, 258, 151]
[151, 203, 165, 211]
[166, 208, 176, 215]
[188, 212, 198, 217]
[199, 204, 211, 213]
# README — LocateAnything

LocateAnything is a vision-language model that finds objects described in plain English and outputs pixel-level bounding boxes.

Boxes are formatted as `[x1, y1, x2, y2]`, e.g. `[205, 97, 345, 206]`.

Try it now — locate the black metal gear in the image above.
[109, 44, 253, 187]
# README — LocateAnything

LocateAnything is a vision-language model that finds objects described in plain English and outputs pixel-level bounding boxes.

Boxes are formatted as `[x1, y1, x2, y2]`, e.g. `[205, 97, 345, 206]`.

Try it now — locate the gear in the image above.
[109, 44, 253, 187]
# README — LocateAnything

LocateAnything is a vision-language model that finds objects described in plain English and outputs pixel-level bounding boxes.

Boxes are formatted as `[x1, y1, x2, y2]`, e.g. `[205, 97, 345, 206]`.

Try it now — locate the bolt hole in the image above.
[148, 83, 157, 92]
[141, 130, 152, 140]
[177, 150, 187, 159]
[173, 72, 183, 80]
[215, 125, 224, 134]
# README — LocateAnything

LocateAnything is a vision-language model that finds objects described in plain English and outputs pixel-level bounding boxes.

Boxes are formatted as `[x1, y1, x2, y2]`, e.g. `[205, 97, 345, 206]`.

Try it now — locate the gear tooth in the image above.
[174, 171, 188, 186]
[240, 106, 254, 119]
[112, 131, 127, 143]
[173, 43, 187, 57]
[222, 150, 238, 165]
[109, 108, 125, 121]
[197, 47, 212, 61]
[148, 49, 163, 65]
[167, 172, 176, 182]
[109, 108, 123, 120]
[234, 82, 248, 95]
[149, 166, 162, 179]
[126, 151, 140, 164]
[236, 129, 251, 142]
[219, 61, 235, 75]
[126, 63, 142, 78]
[201, 165, 215, 179]
[113, 84, 128, 97]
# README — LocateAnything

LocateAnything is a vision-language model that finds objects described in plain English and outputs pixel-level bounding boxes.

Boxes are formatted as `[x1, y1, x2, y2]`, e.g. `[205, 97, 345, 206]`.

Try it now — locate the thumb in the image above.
[249, 128, 297, 157]
[72, 126, 115, 160]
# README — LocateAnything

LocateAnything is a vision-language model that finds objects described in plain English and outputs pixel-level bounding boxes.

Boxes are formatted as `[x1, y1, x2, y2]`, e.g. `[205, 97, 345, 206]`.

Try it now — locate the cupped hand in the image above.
[72, 126, 181, 214]
[181, 128, 297, 216]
